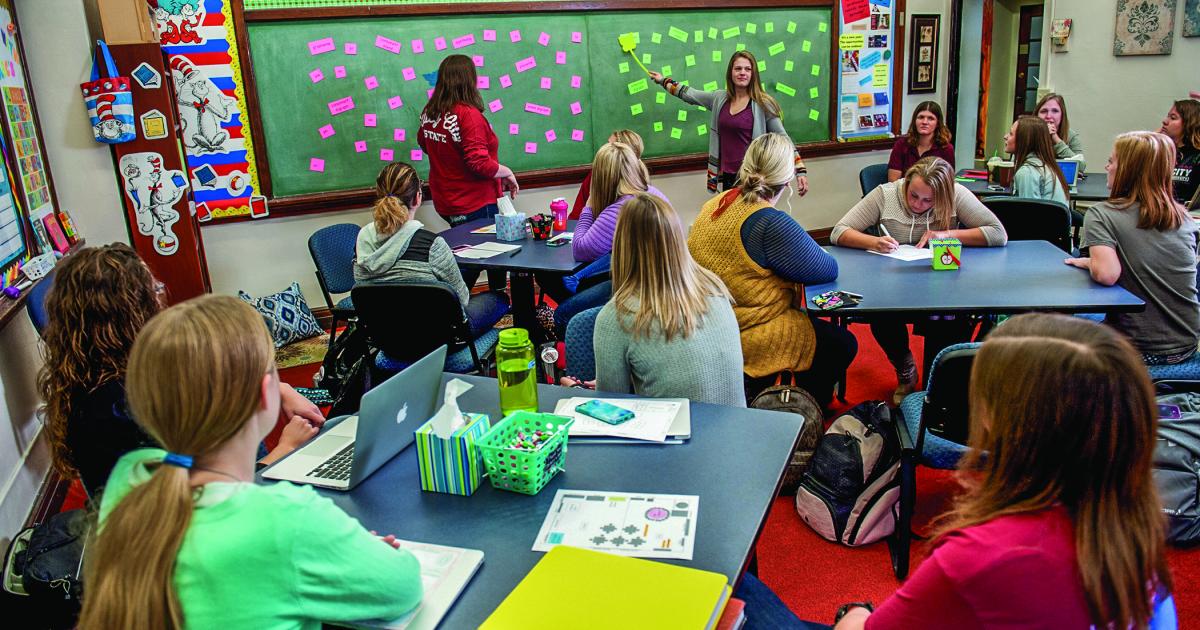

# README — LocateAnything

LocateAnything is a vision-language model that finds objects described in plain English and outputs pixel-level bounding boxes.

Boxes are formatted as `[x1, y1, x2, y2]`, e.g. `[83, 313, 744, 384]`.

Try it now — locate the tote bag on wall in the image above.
[80, 40, 135, 144]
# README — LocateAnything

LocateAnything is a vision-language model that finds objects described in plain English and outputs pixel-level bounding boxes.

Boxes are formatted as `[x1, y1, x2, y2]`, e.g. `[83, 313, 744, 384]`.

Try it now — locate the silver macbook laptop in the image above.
[263, 345, 446, 490]
[1058, 159, 1081, 193]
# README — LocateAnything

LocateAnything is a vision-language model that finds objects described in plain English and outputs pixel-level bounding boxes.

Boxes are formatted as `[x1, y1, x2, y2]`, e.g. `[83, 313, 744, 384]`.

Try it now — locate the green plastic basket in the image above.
[478, 411, 573, 495]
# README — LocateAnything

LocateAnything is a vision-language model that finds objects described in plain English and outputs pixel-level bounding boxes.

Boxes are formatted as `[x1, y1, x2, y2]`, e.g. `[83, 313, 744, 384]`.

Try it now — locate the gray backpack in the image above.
[749, 373, 823, 495]
[1154, 383, 1200, 544]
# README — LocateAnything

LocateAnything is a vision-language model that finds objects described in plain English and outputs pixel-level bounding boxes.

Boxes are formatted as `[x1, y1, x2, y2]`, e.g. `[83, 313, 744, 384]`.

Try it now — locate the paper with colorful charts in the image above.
[533, 489, 699, 560]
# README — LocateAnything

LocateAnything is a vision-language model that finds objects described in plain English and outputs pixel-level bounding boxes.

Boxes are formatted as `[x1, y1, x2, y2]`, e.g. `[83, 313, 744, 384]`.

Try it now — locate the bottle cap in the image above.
[498, 327, 530, 348]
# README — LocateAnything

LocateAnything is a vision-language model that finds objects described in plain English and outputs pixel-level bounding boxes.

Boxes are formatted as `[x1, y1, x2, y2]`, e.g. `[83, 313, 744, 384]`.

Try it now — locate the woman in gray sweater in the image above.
[593, 193, 745, 407]
[354, 161, 508, 333]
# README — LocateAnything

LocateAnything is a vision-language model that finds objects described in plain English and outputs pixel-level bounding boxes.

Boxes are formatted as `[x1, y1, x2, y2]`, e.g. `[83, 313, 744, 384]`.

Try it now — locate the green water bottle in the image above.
[497, 328, 538, 416]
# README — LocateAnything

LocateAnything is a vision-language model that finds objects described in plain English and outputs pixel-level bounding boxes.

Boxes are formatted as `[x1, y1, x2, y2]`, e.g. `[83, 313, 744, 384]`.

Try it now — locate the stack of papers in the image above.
[867, 244, 932, 261]
[452, 242, 521, 259]
[469, 224, 497, 234]
[553, 397, 681, 442]
[357, 540, 484, 630]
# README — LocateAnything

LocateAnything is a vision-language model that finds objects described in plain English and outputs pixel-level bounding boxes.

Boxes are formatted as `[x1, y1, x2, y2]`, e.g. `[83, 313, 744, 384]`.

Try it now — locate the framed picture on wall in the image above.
[908, 14, 940, 93]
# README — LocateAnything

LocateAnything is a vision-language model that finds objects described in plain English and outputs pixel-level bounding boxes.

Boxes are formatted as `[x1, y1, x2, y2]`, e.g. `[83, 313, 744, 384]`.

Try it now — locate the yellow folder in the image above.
[482, 546, 731, 630]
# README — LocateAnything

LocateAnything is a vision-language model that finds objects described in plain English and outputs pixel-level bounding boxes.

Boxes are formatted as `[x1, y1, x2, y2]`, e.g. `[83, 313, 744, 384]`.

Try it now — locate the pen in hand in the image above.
[876, 223, 899, 252]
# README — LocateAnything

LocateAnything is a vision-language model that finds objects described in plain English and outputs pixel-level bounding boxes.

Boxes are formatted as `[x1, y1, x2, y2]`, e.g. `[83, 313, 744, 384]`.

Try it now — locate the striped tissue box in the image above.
[416, 413, 491, 495]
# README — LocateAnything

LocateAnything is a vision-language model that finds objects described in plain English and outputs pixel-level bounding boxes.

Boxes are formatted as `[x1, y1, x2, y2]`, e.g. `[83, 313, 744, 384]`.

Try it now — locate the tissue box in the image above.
[495, 213, 527, 242]
[416, 413, 491, 495]
[931, 238, 962, 270]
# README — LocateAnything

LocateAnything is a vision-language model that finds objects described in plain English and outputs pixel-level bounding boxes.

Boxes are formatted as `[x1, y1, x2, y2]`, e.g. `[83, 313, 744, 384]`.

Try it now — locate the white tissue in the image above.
[497, 194, 517, 216]
[429, 378, 474, 438]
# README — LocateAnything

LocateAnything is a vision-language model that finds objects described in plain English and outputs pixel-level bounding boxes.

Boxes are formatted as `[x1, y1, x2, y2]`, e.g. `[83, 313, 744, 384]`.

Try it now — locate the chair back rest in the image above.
[922, 343, 981, 445]
[982, 196, 1072, 253]
[564, 306, 603, 381]
[308, 223, 362, 301]
[859, 164, 889, 197]
[351, 282, 467, 363]
[26, 268, 55, 336]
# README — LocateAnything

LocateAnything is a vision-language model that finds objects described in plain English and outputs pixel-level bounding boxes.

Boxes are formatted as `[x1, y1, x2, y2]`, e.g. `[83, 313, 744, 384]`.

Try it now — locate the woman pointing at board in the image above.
[649, 50, 809, 195]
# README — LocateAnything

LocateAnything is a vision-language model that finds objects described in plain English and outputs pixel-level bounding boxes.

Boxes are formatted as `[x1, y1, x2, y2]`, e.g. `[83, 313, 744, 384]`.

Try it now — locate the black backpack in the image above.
[1154, 381, 1200, 545]
[749, 372, 823, 495]
[316, 320, 371, 416]
[3, 509, 88, 628]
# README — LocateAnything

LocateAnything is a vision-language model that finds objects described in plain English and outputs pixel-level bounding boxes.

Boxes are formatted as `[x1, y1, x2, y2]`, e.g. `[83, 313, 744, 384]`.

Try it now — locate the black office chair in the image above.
[981, 196, 1073, 253]
[858, 163, 889, 197]
[308, 223, 360, 354]
[890, 342, 979, 579]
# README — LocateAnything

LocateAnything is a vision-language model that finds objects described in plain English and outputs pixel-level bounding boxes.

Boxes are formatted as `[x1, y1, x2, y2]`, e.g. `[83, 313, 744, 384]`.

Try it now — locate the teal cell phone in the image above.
[575, 400, 635, 425]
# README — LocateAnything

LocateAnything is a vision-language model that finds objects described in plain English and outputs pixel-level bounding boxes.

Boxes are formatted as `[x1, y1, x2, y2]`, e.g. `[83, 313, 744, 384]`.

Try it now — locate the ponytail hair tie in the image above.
[162, 453, 194, 469]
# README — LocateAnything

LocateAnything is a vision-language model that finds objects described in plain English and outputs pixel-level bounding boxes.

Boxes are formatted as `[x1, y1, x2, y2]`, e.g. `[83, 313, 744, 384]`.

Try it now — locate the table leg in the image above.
[509, 271, 545, 344]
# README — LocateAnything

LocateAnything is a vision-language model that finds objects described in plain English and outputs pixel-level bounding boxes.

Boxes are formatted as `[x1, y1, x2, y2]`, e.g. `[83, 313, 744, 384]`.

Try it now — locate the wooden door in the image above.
[1012, 4, 1044, 117]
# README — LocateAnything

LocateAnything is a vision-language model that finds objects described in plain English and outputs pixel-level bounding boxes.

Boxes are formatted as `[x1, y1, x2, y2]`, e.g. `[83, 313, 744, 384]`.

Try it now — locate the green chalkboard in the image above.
[245, 7, 831, 199]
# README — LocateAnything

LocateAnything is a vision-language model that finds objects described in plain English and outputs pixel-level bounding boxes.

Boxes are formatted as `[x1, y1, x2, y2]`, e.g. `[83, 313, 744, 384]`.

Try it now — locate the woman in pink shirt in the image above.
[835, 313, 1172, 630]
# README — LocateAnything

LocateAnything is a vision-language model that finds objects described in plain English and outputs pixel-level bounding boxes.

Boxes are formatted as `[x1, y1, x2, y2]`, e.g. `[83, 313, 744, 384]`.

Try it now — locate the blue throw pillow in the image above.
[238, 282, 323, 348]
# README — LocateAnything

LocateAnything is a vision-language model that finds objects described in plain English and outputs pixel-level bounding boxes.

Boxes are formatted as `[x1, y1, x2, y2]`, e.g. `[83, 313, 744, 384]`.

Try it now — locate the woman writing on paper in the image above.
[649, 51, 809, 195]
[1034, 93, 1086, 168]
[886, 101, 954, 182]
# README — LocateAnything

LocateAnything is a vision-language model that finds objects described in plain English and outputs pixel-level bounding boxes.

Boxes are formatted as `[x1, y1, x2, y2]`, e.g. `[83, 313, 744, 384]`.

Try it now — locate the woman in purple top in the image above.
[886, 101, 955, 182]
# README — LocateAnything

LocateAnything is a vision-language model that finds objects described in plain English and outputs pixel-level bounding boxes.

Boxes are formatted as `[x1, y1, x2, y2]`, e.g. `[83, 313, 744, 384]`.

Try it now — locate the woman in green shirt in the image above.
[80, 295, 422, 630]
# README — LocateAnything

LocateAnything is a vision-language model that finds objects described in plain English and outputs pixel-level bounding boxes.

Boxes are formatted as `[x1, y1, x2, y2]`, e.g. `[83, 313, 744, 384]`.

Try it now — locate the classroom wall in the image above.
[0, 316, 49, 547]
[1040, 0, 1200, 170]
[983, 0, 1045, 160]
[955, 0, 985, 168]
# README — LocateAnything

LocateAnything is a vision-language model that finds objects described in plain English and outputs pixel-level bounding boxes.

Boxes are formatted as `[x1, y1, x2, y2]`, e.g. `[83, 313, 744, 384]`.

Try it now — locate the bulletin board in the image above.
[837, 0, 902, 141]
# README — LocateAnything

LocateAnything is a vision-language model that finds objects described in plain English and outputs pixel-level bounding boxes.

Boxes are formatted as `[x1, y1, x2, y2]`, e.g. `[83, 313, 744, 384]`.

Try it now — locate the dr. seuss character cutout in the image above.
[93, 93, 134, 142]
[119, 152, 187, 256]
[169, 56, 236, 154]
[155, 0, 205, 46]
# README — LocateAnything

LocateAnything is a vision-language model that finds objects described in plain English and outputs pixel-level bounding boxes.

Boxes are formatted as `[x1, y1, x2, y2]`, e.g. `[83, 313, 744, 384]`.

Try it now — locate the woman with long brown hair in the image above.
[1035, 92, 1086, 168]
[593, 193, 744, 406]
[1066, 131, 1199, 364]
[79, 295, 422, 629]
[886, 101, 954, 182]
[834, 313, 1173, 629]
[38, 244, 324, 497]
[649, 50, 809, 195]
[1159, 99, 1200, 205]
[1005, 115, 1070, 206]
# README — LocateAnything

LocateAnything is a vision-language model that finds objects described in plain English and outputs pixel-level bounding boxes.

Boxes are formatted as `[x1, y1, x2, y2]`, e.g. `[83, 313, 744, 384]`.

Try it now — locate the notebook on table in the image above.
[358, 540, 484, 630]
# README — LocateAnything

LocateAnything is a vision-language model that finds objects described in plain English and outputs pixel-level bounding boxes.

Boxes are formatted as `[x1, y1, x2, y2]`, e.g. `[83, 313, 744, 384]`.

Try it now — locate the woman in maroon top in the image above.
[834, 313, 1172, 630]
[886, 101, 954, 182]
[418, 55, 519, 227]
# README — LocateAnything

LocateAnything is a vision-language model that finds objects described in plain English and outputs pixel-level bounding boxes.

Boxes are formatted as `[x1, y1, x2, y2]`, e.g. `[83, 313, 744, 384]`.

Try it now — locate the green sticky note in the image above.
[677, 110, 688, 121]
[697, 124, 708, 135]
[651, 32, 662, 44]
[668, 26, 688, 42]
[619, 61, 630, 74]
[818, 22, 828, 33]
[811, 64, 821, 76]
[768, 41, 785, 56]
[722, 26, 740, 39]
[654, 121, 664, 132]
[631, 32, 641, 44]
[695, 30, 704, 43]
[699, 106, 706, 111]
[661, 65, 672, 76]
[746, 23, 757, 34]
[802, 40, 812, 53]
[670, 127, 682, 139]
[765, 22, 774, 33]
[775, 82, 796, 97]
[685, 54, 696, 67]
[703, 80, 719, 91]
[785, 60, 795, 72]
[712, 50, 722, 62]
[757, 60, 766, 71]
[642, 53, 652, 64]
[809, 108, 820, 121]
[787, 21, 797, 34]
[736, 43, 746, 51]
[655, 91, 666, 104]
[631, 103, 643, 116]
[708, 27, 718, 39]
[628, 77, 649, 94]
[809, 86, 819, 99]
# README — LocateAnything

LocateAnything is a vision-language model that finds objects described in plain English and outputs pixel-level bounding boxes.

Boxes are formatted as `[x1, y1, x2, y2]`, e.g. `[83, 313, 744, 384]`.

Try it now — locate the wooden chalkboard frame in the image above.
[230, 0, 905, 222]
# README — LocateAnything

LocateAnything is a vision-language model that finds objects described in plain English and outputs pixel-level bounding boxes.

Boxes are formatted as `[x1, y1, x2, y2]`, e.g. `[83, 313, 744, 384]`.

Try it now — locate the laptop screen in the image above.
[1058, 160, 1080, 187]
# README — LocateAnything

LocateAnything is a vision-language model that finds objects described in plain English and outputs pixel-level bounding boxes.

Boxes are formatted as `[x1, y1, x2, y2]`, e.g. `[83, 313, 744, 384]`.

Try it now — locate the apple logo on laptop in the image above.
[396, 403, 408, 424]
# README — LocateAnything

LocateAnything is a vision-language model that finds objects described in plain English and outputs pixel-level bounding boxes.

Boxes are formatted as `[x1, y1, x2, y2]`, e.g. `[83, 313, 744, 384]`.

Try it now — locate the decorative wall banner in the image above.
[1183, 0, 1200, 37]
[837, 0, 898, 141]
[1114, 0, 1177, 55]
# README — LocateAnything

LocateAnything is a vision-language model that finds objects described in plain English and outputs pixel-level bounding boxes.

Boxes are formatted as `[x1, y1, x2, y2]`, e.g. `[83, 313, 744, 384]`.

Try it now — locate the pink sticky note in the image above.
[394, 128, 406, 142]
[545, 129, 557, 142]
[452, 34, 476, 49]
[309, 68, 324, 83]
[509, 123, 520, 135]
[334, 65, 346, 78]
[309, 157, 325, 172]
[318, 124, 335, 138]
[571, 129, 584, 142]
[537, 32, 550, 46]
[570, 101, 582, 115]
[410, 149, 424, 161]
[374, 36, 401, 54]
[570, 75, 582, 89]
[434, 37, 447, 50]
[499, 74, 513, 88]
[364, 114, 377, 127]
[555, 51, 567, 65]
[540, 77, 552, 90]
[364, 76, 379, 90]
[477, 75, 490, 89]
[473, 55, 485, 67]
[344, 42, 357, 55]
[510, 30, 522, 43]
[525, 142, 538, 154]
[524, 102, 552, 116]
[488, 99, 503, 113]
[380, 148, 394, 161]
[411, 39, 425, 54]
[427, 88, 434, 99]
[571, 31, 583, 44]
[515, 56, 537, 73]
[308, 37, 335, 55]
[355, 140, 367, 153]
[388, 95, 403, 109]
[402, 67, 416, 81]
[483, 29, 497, 41]
[328, 96, 355, 115]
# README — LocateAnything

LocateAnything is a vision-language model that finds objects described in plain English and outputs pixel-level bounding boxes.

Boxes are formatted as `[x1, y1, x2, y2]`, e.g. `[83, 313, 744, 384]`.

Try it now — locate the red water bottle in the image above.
[550, 197, 568, 231]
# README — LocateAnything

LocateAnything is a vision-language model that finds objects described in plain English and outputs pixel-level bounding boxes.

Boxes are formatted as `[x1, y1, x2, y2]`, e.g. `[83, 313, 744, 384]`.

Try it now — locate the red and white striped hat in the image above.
[169, 56, 198, 82]
[95, 93, 115, 121]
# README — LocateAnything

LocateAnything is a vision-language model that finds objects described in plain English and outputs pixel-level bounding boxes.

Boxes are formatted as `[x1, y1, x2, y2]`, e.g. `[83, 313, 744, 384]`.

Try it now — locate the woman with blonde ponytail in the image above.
[355, 161, 509, 332]
[81, 296, 422, 630]
[688, 133, 854, 408]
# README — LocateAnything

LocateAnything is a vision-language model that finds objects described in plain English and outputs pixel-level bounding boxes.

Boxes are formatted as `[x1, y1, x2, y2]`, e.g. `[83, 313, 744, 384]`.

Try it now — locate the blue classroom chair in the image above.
[564, 306, 603, 382]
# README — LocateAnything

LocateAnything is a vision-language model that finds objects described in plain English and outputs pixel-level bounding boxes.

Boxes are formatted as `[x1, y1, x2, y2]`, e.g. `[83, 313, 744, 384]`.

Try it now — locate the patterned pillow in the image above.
[238, 282, 323, 348]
